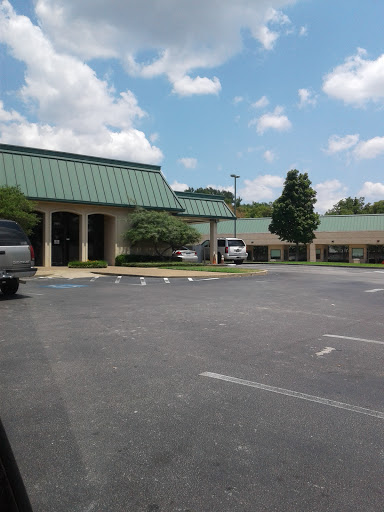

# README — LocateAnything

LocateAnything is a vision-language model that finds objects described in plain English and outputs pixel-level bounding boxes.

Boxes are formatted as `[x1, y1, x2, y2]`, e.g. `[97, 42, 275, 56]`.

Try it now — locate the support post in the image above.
[209, 220, 218, 264]
[43, 211, 51, 267]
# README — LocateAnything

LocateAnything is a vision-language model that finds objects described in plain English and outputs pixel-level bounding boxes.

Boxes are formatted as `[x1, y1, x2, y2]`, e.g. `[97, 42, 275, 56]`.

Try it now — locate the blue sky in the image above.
[1, 0, 384, 212]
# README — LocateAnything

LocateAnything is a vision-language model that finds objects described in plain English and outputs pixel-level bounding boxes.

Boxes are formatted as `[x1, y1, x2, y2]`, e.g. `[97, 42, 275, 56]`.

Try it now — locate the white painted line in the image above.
[193, 277, 220, 281]
[140, 277, 146, 286]
[316, 347, 335, 356]
[200, 372, 384, 420]
[115, 276, 122, 284]
[90, 275, 100, 282]
[364, 288, 384, 293]
[164, 278, 170, 284]
[323, 334, 384, 346]
[188, 278, 194, 282]
[374, 270, 384, 273]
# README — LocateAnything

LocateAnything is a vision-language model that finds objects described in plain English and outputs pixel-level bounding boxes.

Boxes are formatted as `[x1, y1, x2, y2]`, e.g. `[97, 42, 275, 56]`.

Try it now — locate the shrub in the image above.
[68, 260, 108, 268]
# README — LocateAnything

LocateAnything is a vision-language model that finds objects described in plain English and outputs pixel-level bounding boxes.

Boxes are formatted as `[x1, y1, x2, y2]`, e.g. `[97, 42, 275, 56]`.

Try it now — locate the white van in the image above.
[200, 238, 248, 264]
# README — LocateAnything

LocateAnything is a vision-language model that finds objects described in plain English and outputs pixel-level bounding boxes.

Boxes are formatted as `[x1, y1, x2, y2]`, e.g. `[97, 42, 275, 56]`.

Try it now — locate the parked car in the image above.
[0, 220, 37, 296]
[200, 237, 248, 264]
[172, 247, 199, 262]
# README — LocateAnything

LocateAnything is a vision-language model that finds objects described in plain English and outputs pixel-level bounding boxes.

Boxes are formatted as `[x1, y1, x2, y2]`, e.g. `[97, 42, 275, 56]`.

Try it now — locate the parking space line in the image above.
[90, 275, 100, 282]
[164, 278, 170, 284]
[140, 277, 146, 286]
[200, 372, 384, 419]
[115, 276, 122, 284]
[188, 278, 194, 282]
[323, 334, 384, 346]
[365, 288, 384, 293]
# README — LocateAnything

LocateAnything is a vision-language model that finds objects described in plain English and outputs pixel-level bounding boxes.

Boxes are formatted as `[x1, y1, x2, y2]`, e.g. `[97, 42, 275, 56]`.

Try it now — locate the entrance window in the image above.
[252, 246, 268, 261]
[270, 249, 281, 260]
[351, 248, 364, 259]
[51, 212, 79, 266]
[316, 249, 321, 260]
[367, 245, 384, 264]
[327, 245, 349, 262]
[88, 214, 105, 261]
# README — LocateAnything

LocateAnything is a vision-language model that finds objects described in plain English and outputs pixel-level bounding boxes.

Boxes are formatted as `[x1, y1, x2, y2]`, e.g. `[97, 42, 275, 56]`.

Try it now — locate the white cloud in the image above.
[263, 149, 276, 162]
[323, 48, 384, 106]
[0, 2, 162, 163]
[252, 95, 269, 109]
[34, 0, 298, 96]
[325, 134, 359, 154]
[207, 184, 234, 194]
[149, 132, 159, 143]
[170, 180, 189, 192]
[178, 157, 197, 169]
[250, 106, 292, 134]
[299, 26, 308, 36]
[233, 96, 244, 105]
[353, 136, 384, 159]
[172, 75, 221, 96]
[358, 181, 384, 200]
[239, 174, 284, 202]
[297, 88, 317, 108]
[314, 179, 348, 214]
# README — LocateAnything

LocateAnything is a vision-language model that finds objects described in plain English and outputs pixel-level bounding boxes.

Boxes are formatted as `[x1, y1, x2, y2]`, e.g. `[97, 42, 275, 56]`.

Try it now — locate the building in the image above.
[193, 216, 384, 263]
[0, 144, 234, 266]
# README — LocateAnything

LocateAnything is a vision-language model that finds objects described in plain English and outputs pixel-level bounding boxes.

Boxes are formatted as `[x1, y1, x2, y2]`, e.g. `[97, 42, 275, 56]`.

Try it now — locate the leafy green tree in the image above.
[124, 209, 201, 257]
[370, 200, 384, 213]
[269, 170, 320, 261]
[325, 196, 368, 215]
[239, 201, 273, 218]
[185, 187, 241, 207]
[0, 185, 38, 235]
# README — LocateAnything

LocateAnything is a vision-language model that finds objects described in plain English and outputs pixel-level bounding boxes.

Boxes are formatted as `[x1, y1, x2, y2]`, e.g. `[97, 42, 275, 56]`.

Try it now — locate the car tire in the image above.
[218, 252, 222, 264]
[0, 278, 19, 296]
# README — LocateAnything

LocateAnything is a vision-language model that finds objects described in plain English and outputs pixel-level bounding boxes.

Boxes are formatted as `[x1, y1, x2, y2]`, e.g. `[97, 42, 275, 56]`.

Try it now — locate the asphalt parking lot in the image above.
[1, 265, 383, 511]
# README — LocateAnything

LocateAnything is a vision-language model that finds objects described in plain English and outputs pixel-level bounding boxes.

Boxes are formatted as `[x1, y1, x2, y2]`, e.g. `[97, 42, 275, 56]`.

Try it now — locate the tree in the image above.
[269, 170, 320, 261]
[0, 185, 38, 235]
[239, 201, 274, 218]
[370, 200, 384, 214]
[124, 209, 201, 257]
[325, 196, 368, 215]
[185, 187, 241, 206]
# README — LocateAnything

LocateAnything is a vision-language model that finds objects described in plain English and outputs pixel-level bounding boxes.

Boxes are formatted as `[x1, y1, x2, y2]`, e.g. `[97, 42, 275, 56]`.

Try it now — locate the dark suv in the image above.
[0, 220, 37, 296]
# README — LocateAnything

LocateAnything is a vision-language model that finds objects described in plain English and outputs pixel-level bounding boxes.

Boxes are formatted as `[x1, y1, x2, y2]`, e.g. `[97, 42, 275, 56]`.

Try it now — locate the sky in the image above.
[1, 0, 384, 213]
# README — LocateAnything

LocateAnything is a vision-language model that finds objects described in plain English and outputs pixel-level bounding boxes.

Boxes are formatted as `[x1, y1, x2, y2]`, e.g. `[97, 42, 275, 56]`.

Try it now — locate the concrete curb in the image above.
[35, 266, 267, 279]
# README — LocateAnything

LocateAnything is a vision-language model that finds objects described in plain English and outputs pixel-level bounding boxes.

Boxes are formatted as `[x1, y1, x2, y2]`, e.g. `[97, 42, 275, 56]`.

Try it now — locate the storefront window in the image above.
[351, 248, 364, 259]
[270, 249, 281, 260]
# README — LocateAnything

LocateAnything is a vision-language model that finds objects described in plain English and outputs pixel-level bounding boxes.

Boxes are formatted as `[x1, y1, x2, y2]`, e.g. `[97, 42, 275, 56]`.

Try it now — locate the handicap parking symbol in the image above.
[42, 284, 88, 289]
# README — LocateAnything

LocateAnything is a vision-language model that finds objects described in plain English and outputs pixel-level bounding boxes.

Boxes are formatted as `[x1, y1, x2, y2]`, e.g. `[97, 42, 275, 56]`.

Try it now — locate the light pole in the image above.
[230, 173, 240, 237]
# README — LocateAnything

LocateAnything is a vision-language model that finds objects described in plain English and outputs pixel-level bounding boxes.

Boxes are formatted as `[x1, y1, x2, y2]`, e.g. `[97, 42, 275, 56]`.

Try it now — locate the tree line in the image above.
[185, 187, 384, 217]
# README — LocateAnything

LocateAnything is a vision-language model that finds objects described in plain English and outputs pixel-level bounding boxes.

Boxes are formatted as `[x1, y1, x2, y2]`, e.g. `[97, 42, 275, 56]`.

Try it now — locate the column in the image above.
[43, 211, 51, 267]
[308, 243, 316, 262]
[80, 213, 88, 262]
[209, 220, 218, 264]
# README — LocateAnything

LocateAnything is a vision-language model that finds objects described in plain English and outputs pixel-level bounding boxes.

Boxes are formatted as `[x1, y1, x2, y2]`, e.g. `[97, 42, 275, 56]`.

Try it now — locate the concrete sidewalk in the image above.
[35, 266, 267, 279]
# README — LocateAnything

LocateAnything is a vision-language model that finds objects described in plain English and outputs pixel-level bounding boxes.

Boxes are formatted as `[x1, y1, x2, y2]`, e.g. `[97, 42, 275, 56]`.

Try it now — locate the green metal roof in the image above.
[192, 214, 384, 235]
[0, 143, 184, 211]
[175, 191, 235, 220]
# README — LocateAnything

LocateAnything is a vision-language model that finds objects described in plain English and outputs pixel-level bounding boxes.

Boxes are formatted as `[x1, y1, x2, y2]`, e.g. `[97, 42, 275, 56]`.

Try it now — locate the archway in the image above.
[51, 212, 79, 265]
[87, 214, 116, 264]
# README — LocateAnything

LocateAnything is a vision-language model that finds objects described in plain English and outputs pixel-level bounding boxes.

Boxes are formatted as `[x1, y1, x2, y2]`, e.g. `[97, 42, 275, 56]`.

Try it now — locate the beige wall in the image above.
[35, 201, 134, 266]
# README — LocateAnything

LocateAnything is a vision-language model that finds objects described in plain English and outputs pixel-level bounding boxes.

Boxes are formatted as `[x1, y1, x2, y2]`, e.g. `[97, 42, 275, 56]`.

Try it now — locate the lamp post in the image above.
[230, 173, 240, 237]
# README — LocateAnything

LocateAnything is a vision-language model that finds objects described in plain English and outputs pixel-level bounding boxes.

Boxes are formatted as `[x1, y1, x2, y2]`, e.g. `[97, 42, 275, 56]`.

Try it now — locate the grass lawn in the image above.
[162, 265, 260, 273]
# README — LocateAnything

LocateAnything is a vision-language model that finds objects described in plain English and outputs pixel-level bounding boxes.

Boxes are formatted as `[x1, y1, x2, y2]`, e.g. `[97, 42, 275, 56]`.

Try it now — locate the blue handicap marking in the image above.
[42, 284, 88, 289]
